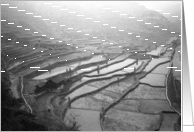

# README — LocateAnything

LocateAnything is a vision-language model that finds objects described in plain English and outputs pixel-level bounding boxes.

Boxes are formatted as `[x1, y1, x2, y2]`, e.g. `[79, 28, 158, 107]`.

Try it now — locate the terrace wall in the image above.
[23, 55, 93, 79]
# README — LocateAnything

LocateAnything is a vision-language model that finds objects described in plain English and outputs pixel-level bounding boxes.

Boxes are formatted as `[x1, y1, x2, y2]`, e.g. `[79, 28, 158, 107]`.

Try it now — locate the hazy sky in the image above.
[14, 1, 181, 12]
[137, 1, 181, 10]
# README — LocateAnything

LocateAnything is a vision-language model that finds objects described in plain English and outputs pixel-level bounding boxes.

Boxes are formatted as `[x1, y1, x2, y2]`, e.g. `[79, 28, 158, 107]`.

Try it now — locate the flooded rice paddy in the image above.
[5, 35, 180, 131]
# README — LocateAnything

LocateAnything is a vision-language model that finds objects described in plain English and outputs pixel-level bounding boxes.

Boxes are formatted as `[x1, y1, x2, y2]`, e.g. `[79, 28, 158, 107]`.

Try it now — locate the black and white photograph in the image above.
[1, 1, 182, 131]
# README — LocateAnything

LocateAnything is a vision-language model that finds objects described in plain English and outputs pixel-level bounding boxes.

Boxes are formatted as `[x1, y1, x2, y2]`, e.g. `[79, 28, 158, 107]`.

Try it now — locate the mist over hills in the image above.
[160, 2, 181, 23]
[1, 1, 52, 36]
[157, 3, 181, 28]
[1, 1, 181, 46]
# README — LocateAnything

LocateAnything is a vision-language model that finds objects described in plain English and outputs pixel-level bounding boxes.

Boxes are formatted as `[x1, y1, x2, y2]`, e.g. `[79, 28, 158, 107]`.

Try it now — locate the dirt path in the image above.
[20, 75, 33, 113]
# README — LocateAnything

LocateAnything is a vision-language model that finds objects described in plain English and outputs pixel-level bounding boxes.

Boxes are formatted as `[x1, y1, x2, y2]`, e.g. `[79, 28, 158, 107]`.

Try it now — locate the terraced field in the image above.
[1, 1, 181, 131]
[1, 1, 182, 131]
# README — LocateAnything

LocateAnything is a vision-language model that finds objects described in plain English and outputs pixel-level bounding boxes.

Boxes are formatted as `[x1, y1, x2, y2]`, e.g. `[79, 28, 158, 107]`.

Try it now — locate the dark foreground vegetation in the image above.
[1, 53, 79, 131]
[1, 53, 48, 131]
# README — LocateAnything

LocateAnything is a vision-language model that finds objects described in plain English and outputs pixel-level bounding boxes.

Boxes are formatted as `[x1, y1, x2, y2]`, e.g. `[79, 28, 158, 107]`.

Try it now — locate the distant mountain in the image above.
[157, 4, 181, 22]
[1, 1, 53, 36]
[1, 1, 181, 46]
[169, 10, 181, 22]
[37, 1, 179, 38]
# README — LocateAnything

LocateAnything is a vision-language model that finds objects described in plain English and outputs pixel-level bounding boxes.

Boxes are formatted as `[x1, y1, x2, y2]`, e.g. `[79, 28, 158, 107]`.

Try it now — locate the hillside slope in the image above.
[1, 1, 53, 36]
[158, 4, 181, 28]
[1, 1, 181, 46]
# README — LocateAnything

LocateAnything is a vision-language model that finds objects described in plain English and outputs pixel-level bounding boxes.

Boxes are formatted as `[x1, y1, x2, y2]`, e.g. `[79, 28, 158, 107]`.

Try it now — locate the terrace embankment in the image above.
[30, 52, 125, 80]
[18, 38, 180, 131]
[27, 53, 119, 80]
[9, 49, 59, 62]
[55, 57, 169, 130]
[9, 51, 80, 74]
[56, 38, 178, 130]
[24, 54, 93, 79]
[57, 58, 142, 97]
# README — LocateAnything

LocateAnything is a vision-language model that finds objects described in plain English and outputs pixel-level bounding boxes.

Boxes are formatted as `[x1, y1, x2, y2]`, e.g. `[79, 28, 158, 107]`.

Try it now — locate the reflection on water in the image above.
[151, 62, 171, 74]
[140, 73, 166, 86]
[82, 56, 105, 65]
[86, 58, 136, 76]
[33, 55, 106, 80]
[77, 54, 129, 75]
[33, 64, 78, 80]
[144, 58, 170, 72]
[122, 61, 144, 73]
[33, 54, 130, 80]
[83, 61, 142, 81]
